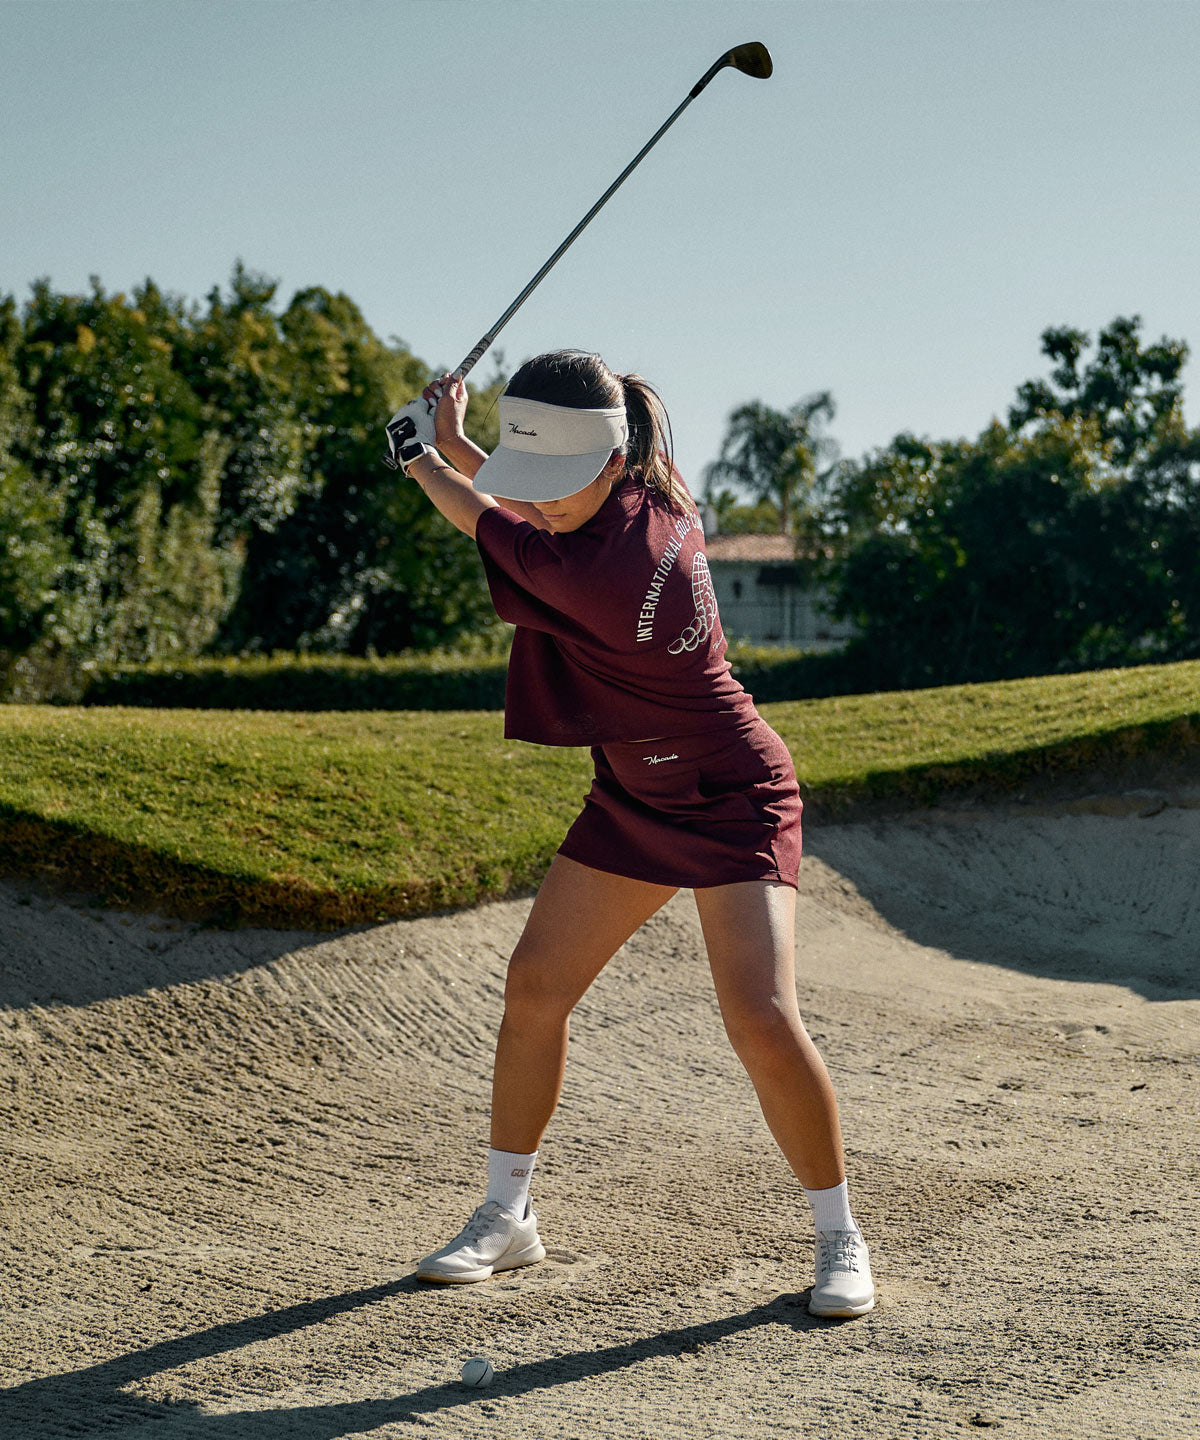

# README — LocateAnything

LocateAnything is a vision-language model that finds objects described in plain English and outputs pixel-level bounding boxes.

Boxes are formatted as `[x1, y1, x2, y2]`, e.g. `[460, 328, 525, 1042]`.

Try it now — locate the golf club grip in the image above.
[454, 337, 492, 380]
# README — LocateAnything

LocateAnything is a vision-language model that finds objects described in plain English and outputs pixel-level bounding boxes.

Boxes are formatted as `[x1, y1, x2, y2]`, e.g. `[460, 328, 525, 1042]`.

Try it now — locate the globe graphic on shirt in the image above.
[668, 553, 720, 655]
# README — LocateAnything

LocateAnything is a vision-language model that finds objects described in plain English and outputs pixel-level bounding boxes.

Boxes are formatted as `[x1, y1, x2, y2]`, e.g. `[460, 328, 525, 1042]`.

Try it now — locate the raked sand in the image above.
[1, 777, 1198, 1439]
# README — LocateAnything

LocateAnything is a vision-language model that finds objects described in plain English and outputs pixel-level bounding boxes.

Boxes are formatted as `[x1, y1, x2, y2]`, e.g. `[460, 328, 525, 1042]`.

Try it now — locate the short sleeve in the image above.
[474, 505, 602, 641]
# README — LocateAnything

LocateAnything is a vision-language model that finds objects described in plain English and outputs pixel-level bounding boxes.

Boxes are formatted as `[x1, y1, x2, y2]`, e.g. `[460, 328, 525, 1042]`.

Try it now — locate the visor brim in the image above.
[473, 446, 613, 503]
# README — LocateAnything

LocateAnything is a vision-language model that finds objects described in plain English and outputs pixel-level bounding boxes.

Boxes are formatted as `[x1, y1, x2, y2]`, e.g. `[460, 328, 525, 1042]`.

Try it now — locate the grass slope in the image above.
[2, 661, 1198, 928]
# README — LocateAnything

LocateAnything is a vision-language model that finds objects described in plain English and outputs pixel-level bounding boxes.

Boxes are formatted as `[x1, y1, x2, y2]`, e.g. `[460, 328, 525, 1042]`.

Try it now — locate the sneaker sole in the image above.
[808, 1293, 876, 1318]
[415, 1239, 546, 1285]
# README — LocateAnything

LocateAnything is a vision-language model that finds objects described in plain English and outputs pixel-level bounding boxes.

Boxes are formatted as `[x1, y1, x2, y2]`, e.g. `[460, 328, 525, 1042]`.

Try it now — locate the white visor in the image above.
[474, 396, 628, 503]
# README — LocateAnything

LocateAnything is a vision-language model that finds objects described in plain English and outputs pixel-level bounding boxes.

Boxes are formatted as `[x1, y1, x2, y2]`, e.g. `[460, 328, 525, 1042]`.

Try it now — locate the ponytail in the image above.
[619, 372, 692, 518]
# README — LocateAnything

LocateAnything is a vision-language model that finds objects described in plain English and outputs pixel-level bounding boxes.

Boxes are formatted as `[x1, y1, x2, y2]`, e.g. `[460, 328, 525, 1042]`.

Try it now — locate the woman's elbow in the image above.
[469, 497, 501, 537]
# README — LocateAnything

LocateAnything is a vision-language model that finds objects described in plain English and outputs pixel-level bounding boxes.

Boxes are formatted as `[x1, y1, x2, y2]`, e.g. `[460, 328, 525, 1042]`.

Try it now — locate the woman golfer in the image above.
[388, 350, 874, 1317]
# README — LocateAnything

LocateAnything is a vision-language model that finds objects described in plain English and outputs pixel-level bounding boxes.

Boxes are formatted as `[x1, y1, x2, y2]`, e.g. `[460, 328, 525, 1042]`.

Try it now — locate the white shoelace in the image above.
[453, 1201, 515, 1248]
[817, 1230, 862, 1274]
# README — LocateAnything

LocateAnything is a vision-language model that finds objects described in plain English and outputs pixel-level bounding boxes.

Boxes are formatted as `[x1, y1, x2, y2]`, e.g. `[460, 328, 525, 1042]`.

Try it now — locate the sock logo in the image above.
[511, 1168, 529, 1177]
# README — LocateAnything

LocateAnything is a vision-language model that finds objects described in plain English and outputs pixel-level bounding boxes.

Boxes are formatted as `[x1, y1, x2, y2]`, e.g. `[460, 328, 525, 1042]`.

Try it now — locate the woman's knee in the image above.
[503, 942, 578, 1023]
[721, 993, 805, 1068]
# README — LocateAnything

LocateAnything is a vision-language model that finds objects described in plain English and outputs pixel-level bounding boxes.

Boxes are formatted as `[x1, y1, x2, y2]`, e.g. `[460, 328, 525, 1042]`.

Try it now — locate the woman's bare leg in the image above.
[692, 879, 845, 1190]
[491, 854, 678, 1154]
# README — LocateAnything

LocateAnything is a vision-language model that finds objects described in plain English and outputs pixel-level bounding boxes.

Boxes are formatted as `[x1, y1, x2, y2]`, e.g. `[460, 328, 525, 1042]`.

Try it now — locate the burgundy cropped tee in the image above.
[473, 472, 756, 746]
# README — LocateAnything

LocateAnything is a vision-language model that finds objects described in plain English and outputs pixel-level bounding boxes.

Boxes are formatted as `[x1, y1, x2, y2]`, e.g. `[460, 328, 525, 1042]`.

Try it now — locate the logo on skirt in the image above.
[643, 752, 680, 765]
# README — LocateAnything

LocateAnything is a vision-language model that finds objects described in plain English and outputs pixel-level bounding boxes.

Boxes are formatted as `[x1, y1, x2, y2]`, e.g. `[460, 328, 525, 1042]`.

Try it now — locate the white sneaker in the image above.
[416, 1200, 546, 1284]
[809, 1228, 876, 1317]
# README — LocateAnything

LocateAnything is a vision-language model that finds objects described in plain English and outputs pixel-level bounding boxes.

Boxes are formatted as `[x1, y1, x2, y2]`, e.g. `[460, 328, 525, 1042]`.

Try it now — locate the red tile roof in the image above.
[705, 533, 799, 562]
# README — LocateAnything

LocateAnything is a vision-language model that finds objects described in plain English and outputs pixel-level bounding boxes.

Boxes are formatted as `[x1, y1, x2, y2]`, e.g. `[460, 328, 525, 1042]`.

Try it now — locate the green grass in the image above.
[2, 660, 1198, 928]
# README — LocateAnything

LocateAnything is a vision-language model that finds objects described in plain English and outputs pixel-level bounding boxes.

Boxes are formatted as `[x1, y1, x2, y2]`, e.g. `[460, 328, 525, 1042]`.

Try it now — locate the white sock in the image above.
[487, 1147, 537, 1219]
[802, 1179, 860, 1234]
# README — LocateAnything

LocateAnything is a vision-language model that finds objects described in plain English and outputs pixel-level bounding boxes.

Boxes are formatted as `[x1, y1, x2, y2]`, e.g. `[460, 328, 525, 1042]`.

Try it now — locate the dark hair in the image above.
[505, 350, 691, 515]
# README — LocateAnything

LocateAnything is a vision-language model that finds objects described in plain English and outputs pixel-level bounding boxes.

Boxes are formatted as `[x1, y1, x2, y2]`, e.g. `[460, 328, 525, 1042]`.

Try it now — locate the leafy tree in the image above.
[0, 466, 66, 652]
[1001, 316, 1198, 665]
[701, 486, 782, 534]
[827, 316, 1200, 687]
[0, 298, 66, 663]
[832, 422, 1107, 684]
[10, 272, 1187, 700]
[213, 284, 507, 654]
[1124, 425, 1200, 661]
[172, 261, 312, 544]
[823, 433, 942, 546]
[1, 265, 522, 686]
[704, 392, 837, 538]
[11, 278, 231, 673]
[1008, 315, 1187, 466]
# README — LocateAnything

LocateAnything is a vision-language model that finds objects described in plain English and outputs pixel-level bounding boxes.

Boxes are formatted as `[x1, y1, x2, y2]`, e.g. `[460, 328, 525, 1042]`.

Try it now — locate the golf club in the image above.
[383, 41, 773, 468]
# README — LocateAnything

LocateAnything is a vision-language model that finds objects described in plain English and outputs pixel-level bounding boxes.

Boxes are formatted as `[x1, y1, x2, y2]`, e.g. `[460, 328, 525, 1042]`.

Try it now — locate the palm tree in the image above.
[704, 392, 838, 537]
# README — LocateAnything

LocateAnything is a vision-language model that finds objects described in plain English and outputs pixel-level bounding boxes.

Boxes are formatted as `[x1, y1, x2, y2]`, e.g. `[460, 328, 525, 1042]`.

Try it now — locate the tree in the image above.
[176, 261, 311, 544]
[701, 487, 782, 534]
[339, 356, 508, 652]
[0, 298, 66, 664]
[11, 278, 231, 673]
[1008, 315, 1187, 466]
[831, 421, 1118, 686]
[826, 315, 1200, 687]
[1124, 426, 1200, 661]
[704, 392, 838, 538]
[1004, 314, 1198, 663]
[1, 266, 522, 684]
[213, 284, 508, 654]
[823, 432, 941, 546]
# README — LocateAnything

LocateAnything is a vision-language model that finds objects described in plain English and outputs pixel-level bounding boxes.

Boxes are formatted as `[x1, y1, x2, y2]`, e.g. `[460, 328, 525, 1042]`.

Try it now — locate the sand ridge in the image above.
[1, 788, 1198, 1437]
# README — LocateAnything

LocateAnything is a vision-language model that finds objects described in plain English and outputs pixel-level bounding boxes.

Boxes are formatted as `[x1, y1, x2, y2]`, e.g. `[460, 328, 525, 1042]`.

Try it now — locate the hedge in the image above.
[73, 643, 858, 711]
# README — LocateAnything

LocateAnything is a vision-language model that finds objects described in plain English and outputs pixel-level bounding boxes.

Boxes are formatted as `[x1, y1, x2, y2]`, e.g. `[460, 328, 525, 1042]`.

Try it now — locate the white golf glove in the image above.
[384, 395, 438, 473]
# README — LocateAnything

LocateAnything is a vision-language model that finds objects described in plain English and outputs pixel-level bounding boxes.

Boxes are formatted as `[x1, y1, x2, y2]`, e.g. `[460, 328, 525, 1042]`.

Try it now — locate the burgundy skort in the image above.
[556, 712, 802, 890]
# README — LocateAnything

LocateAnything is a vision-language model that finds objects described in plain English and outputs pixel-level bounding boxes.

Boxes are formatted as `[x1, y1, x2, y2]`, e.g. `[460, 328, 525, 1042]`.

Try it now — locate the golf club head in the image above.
[726, 41, 773, 80]
[691, 41, 773, 97]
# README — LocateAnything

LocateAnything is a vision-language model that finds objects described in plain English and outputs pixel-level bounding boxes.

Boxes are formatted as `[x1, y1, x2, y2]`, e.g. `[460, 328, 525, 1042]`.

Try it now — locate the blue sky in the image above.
[3, 0, 1198, 489]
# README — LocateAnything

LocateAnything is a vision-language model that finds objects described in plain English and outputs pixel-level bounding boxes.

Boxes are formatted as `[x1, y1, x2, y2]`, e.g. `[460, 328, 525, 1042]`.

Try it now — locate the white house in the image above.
[703, 531, 856, 651]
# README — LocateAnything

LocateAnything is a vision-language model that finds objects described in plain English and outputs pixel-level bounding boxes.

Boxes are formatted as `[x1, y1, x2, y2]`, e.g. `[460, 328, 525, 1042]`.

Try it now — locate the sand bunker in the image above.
[2, 787, 1198, 1437]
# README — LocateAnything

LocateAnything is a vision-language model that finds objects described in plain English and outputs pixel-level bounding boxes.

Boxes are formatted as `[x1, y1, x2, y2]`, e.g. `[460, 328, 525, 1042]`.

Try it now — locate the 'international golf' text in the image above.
[636, 512, 702, 642]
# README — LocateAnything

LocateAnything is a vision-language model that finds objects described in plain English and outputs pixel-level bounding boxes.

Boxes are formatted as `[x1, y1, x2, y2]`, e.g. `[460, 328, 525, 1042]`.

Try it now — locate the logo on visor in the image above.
[507, 422, 538, 437]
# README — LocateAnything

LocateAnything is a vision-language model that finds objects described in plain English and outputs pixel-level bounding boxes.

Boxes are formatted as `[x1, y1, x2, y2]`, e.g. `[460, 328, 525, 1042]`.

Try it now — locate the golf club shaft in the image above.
[453, 58, 736, 379]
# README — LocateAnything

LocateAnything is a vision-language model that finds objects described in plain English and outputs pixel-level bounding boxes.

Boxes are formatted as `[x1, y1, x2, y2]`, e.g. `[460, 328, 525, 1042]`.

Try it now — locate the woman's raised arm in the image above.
[404, 452, 498, 540]
[424, 373, 551, 530]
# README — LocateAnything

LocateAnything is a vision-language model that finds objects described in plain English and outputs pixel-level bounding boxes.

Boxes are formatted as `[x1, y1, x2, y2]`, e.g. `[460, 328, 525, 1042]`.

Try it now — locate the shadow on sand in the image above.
[805, 795, 1200, 1001]
[0, 876, 324, 1009]
[0, 1276, 832, 1437]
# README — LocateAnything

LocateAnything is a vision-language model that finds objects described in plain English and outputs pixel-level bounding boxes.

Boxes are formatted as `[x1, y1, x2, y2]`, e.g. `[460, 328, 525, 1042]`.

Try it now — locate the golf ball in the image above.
[461, 1356, 494, 1387]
